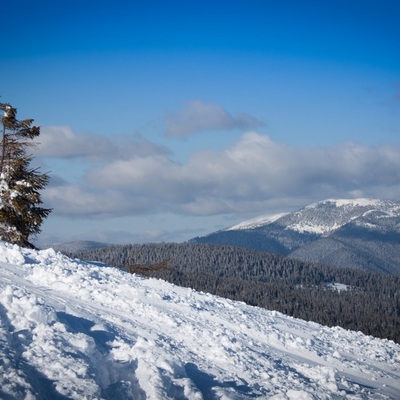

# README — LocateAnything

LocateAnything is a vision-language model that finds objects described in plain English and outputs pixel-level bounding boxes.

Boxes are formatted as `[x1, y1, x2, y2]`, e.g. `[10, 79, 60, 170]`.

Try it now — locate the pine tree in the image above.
[0, 101, 52, 248]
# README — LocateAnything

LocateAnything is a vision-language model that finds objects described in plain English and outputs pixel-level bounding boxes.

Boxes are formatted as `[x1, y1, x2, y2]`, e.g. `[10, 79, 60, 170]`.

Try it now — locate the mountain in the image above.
[191, 198, 400, 274]
[0, 241, 399, 399]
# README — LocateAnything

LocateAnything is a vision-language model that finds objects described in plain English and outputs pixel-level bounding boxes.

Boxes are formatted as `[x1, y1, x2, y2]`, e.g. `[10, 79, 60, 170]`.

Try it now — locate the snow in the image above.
[286, 221, 334, 235]
[224, 198, 400, 236]
[0, 241, 399, 399]
[3, 105, 12, 118]
[325, 282, 349, 292]
[287, 198, 400, 235]
[226, 213, 289, 231]
[306, 198, 382, 209]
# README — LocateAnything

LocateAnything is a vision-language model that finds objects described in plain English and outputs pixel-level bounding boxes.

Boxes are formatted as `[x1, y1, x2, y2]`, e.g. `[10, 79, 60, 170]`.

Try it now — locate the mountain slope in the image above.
[1, 241, 399, 399]
[75, 242, 400, 342]
[192, 198, 400, 274]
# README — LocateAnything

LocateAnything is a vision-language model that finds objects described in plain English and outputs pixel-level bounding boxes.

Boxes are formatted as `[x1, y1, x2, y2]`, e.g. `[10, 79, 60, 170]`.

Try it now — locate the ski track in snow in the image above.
[0, 242, 399, 399]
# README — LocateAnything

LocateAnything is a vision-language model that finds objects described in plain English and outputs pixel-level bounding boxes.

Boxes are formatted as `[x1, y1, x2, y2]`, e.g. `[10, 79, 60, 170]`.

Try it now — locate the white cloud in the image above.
[165, 100, 265, 137]
[43, 132, 400, 219]
[35, 126, 170, 160]
[44, 184, 156, 218]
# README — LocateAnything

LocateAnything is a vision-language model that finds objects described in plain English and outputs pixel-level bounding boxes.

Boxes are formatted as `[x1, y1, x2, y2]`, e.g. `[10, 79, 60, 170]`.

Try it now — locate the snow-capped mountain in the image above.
[273, 198, 399, 236]
[0, 241, 399, 399]
[228, 198, 399, 236]
[192, 198, 400, 274]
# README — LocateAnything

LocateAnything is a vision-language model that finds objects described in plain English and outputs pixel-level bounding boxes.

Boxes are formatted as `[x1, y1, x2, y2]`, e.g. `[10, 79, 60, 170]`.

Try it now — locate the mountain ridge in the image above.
[191, 198, 400, 274]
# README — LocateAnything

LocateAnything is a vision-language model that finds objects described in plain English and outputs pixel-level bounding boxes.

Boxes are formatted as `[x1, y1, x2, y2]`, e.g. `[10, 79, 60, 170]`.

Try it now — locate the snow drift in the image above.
[0, 241, 399, 399]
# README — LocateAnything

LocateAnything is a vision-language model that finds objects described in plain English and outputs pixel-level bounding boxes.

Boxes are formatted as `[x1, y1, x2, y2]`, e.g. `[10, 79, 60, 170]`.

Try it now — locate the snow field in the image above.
[0, 241, 399, 399]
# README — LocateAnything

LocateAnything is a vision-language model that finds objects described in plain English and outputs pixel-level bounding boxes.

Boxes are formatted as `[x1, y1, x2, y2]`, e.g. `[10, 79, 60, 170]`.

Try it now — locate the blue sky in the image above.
[1, 0, 399, 245]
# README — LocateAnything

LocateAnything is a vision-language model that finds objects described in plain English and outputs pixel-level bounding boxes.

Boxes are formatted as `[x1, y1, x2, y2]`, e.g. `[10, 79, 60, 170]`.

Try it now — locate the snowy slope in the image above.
[283, 198, 400, 235]
[0, 242, 399, 400]
[226, 213, 289, 231]
[225, 198, 400, 236]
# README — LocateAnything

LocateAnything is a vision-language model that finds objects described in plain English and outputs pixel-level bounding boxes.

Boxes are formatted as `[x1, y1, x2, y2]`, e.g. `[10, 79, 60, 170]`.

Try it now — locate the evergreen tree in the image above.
[0, 101, 51, 248]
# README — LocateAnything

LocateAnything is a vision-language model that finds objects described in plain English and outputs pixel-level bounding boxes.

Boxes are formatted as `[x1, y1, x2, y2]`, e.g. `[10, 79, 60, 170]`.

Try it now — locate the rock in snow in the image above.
[0, 241, 399, 399]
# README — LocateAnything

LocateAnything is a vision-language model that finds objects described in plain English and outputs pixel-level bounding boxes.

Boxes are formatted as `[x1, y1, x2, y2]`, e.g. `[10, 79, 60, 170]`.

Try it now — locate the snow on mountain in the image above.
[225, 198, 400, 236]
[283, 198, 400, 236]
[192, 198, 400, 274]
[226, 213, 289, 231]
[0, 241, 399, 400]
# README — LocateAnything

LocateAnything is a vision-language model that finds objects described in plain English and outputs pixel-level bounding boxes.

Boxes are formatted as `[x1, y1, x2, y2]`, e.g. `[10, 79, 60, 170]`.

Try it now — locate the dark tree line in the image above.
[74, 242, 400, 343]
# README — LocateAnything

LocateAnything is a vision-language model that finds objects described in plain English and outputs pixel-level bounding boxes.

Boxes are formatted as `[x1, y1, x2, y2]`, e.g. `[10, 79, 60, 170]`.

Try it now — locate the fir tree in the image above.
[0, 101, 52, 248]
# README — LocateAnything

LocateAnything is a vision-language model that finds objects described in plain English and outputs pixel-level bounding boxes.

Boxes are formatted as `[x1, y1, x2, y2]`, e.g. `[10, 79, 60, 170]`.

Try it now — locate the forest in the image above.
[74, 242, 400, 343]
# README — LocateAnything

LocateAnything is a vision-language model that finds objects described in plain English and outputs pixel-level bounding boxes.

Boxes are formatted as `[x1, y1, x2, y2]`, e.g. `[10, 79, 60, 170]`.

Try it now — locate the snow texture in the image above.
[0, 241, 399, 399]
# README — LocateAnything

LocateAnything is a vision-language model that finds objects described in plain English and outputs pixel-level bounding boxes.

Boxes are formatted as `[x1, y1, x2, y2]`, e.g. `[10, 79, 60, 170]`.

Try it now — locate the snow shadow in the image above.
[0, 303, 70, 400]
[13, 359, 71, 400]
[56, 311, 115, 354]
[22, 255, 41, 265]
[184, 362, 260, 399]
[56, 311, 145, 399]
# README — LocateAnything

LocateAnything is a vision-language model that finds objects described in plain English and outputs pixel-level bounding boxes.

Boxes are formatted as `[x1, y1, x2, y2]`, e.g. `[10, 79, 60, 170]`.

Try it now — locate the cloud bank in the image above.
[40, 129, 400, 219]
[165, 100, 265, 137]
[36, 126, 170, 160]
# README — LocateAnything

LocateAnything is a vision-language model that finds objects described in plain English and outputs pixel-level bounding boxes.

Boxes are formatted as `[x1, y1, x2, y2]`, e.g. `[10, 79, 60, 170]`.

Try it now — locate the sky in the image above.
[1, 0, 399, 246]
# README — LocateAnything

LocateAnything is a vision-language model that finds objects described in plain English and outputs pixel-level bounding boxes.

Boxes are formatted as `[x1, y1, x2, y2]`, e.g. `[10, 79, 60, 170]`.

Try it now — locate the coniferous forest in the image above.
[74, 243, 400, 344]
